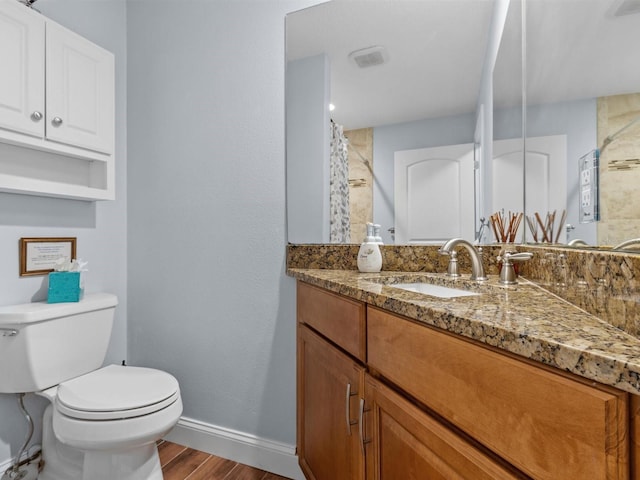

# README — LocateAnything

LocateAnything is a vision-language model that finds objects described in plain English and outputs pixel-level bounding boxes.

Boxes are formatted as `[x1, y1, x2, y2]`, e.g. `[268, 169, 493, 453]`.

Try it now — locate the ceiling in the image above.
[286, 0, 494, 130]
[286, 0, 640, 131]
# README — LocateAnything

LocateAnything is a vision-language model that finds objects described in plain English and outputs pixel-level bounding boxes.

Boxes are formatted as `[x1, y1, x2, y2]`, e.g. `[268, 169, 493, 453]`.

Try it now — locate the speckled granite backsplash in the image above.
[519, 245, 640, 338]
[287, 243, 640, 339]
[286, 244, 505, 274]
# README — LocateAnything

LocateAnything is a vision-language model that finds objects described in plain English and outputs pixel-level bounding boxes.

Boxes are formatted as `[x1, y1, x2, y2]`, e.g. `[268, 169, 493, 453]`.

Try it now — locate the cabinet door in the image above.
[368, 307, 629, 480]
[46, 21, 114, 154]
[364, 375, 526, 480]
[298, 325, 365, 480]
[0, 1, 44, 138]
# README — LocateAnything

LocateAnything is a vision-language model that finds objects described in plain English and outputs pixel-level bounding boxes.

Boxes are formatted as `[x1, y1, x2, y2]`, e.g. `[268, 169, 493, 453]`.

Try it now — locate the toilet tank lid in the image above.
[0, 293, 118, 326]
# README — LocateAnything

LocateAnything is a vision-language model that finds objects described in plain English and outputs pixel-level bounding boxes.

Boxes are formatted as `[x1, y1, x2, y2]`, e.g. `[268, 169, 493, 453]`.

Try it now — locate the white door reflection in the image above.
[395, 143, 475, 244]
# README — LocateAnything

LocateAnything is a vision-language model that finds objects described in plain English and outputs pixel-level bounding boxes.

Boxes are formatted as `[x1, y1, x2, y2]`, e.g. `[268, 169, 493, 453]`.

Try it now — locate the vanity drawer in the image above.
[297, 281, 366, 361]
[367, 306, 629, 480]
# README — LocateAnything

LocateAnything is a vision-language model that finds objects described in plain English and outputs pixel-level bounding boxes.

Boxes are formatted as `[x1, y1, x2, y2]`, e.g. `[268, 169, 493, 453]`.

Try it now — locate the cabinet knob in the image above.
[31, 111, 43, 122]
[51, 117, 63, 127]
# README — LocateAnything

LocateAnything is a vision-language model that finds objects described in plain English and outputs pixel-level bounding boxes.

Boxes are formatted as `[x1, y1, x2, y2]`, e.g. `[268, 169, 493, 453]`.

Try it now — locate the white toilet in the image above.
[0, 293, 182, 480]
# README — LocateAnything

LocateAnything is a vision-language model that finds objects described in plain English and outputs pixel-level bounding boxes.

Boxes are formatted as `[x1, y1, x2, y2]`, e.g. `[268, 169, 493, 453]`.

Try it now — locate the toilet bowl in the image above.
[39, 365, 182, 480]
[0, 294, 182, 480]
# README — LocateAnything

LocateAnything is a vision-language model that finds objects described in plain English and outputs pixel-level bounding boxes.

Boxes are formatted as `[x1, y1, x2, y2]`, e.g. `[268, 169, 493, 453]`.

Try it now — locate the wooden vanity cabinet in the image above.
[297, 282, 367, 480]
[296, 281, 632, 479]
[297, 281, 527, 480]
[631, 396, 640, 479]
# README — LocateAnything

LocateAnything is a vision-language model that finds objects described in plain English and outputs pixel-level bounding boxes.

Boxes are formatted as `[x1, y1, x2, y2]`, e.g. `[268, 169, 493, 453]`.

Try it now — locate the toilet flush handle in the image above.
[1, 328, 18, 337]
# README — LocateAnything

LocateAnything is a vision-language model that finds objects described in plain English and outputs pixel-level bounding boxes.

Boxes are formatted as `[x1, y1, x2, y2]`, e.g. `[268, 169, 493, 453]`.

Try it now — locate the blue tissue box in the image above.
[48, 272, 81, 303]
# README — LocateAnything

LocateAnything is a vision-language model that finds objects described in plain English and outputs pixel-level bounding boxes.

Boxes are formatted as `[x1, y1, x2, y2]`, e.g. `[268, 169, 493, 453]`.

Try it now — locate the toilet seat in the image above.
[56, 364, 179, 421]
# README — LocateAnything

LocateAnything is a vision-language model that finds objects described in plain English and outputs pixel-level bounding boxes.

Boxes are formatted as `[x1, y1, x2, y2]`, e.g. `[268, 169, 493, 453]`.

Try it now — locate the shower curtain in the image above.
[329, 121, 351, 243]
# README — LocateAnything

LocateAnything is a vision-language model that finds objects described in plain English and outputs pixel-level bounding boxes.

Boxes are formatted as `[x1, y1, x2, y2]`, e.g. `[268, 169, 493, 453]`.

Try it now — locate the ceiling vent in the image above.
[348, 46, 389, 68]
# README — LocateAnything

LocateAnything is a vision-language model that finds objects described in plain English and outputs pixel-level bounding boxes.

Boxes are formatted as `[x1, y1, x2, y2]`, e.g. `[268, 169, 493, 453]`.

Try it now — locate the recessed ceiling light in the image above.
[329, 103, 335, 112]
[348, 46, 389, 68]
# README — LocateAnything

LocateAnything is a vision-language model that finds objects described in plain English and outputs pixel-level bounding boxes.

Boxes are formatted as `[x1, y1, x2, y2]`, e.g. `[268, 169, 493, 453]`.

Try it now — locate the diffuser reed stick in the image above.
[527, 209, 566, 243]
[490, 211, 523, 243]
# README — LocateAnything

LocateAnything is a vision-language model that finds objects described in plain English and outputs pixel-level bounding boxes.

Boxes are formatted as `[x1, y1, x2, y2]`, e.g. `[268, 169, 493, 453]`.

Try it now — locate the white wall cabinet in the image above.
[0, 0, 44, 138]
[0, 0, 115, 200]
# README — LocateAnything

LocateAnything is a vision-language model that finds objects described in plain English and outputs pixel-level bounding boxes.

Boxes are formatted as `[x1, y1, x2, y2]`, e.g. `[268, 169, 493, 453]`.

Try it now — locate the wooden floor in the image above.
[159, 440, 293, 480]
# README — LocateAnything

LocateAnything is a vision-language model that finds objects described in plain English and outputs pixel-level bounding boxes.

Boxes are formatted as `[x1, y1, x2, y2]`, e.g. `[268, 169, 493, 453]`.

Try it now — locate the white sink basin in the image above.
[390, 283, 480, 299]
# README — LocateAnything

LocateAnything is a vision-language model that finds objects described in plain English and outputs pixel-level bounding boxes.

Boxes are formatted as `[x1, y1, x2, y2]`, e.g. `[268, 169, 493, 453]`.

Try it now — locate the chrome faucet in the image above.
[438, 238, 487, 281]
[567, 238, 589, 247]
[612, 238, 640, 251]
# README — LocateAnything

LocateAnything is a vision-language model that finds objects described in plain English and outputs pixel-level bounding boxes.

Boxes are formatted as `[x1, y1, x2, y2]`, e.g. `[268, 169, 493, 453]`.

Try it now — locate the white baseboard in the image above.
[163, 416, 305, 480]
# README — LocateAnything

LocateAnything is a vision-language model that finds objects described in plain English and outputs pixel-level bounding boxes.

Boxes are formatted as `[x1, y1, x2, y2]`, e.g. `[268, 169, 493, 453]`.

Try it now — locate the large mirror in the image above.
[286, 0, 496, 244]
[524, 0, 640, 248]
[286, 0, 640, 248]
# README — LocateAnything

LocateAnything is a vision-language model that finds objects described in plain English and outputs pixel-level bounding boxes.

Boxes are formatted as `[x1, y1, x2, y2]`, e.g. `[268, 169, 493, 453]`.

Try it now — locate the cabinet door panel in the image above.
[298, 325, 365, 480]
[631, 395, 640, 480]
[367, 307, 629, 480]
[46, 21, 114, 154]
[365, 375, 525, 480]
[0, 1, 44, 138]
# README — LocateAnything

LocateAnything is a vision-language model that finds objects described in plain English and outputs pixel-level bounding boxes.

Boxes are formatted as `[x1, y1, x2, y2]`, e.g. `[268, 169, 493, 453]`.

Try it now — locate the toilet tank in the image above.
[0, 293, 118, 393]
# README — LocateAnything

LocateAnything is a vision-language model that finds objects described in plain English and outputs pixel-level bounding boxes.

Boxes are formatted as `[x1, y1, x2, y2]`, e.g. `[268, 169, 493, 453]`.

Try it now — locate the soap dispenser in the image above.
[373, 224, 384, 245]
[357, 223, 383, 273]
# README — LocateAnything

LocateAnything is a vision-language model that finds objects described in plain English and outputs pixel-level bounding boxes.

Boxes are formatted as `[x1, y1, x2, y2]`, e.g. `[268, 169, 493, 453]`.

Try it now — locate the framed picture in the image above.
[19, 237, 77, 277]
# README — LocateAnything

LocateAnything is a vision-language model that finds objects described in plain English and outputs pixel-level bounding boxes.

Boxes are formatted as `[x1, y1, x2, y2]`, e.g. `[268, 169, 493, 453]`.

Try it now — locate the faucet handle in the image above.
[504, 252, 533, 263]
[446, 251, 461, 277]
[499, 252, 533, 284]
[439, 248, 461, 277]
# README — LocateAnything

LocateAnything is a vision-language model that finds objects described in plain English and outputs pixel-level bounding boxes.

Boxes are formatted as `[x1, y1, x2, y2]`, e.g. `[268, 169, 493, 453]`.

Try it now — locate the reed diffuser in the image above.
[525, 209, 566, 243]
[490, 211, 523, 243]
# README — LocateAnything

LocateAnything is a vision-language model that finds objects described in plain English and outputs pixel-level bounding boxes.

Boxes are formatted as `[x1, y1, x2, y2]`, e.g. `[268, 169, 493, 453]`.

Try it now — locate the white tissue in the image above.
[53, 258, 89, 273]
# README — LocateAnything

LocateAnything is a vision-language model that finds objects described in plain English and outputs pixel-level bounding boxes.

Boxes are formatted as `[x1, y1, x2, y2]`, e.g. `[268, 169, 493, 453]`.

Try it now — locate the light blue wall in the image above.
[526, 99, 598, 244]
[0, 0, 127, 465]
[1, 0, 322, 467]
[127, 0, 316, 446]
[287, 54, 331, 244]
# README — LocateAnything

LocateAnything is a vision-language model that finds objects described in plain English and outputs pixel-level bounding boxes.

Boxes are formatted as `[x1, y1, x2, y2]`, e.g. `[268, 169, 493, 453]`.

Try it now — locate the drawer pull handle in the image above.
[358, 398, 371, 455]
[345, 383, 358, 435]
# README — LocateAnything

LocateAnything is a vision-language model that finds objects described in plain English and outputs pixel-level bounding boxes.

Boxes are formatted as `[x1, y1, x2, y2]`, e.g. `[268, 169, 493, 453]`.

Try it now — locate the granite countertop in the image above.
[288, 268, 640, 396]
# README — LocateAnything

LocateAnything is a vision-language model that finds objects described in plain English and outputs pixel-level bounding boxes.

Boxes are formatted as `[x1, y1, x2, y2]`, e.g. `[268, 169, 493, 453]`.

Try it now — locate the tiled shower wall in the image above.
[597, 92, 640, 246]
[345, 128, 373, 243]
